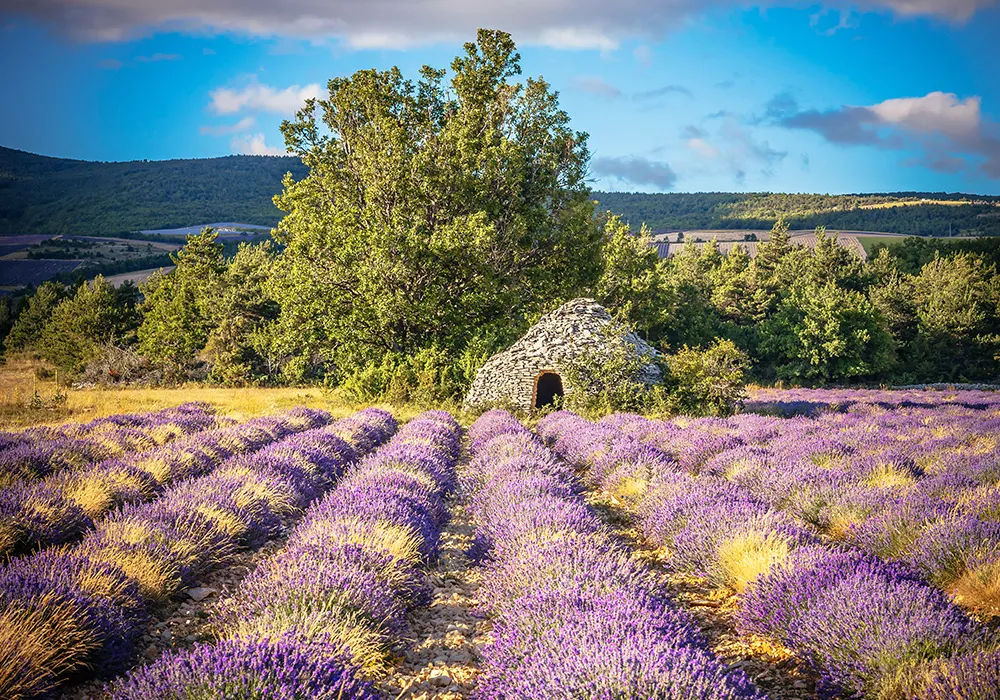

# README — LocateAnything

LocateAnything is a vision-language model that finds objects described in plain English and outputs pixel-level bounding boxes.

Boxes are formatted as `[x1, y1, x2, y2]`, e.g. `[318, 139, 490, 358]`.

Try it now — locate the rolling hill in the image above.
[0, 147, 307, 236]
[2, 145, 998, 237]
[594, 191, 1000, 236]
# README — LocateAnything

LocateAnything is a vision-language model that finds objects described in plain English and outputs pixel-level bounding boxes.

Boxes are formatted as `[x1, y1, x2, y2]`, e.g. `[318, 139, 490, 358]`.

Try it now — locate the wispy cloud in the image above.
[593, 155, 677, 190]
[574, 76, 693, 103]
[634, 84, 693, 100]
[810, 8, 860, 35]
[681, 116, 787, 184]
[98, 58, 123, 70]
[573, 76, 623, 99]
[136, 52, 181, 62]
[210, 81, 322, 115]
[632, 44, 652, 69]
[199, 115, 257, 136]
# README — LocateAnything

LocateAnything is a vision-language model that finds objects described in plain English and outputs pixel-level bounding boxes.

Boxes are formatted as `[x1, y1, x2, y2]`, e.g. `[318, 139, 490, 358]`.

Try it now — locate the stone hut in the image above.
[464, 298, 661, 410]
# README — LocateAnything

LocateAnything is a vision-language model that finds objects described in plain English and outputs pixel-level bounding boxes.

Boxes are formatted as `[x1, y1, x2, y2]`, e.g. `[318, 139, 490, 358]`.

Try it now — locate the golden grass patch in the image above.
[0, 355, 430, 430]
[864, 463, 916, 489]
[716, 530, 791, 594]
[950, 561, 1000, 618]
[0, 597, 98, 699]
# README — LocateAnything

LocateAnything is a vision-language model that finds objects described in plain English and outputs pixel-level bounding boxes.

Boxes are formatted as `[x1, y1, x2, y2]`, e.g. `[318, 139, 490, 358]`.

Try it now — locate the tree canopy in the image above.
[266, 28, 601, 380]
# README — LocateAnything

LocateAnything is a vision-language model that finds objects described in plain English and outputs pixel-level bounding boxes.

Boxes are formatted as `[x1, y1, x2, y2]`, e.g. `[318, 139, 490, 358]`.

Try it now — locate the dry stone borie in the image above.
[464, 298, 660, 410]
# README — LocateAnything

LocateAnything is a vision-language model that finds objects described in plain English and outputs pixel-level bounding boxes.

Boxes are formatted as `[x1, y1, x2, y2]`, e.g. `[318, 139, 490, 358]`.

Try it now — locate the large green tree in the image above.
[909, 254, 1000, 380]
[137, 228, 226, 372]
[4, 282, 68, 353]
[762, 282, 895, 383]
[593, 214, 671, 340]
[203, 241, 281, 385]
[38, 276, 140, 378]
[266, 29, 601, 380]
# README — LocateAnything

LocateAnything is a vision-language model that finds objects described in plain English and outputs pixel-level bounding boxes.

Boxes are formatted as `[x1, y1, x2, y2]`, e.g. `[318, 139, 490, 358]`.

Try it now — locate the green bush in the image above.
[339, 347, 464, 406]
[560, 323, 663, 416]
[663, 339, 750, 417]
[38, 277, 141, 380]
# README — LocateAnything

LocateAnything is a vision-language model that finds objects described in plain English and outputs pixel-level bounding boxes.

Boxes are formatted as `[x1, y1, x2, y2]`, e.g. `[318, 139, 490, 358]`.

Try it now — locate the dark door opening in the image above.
[534, 372, 564, 409]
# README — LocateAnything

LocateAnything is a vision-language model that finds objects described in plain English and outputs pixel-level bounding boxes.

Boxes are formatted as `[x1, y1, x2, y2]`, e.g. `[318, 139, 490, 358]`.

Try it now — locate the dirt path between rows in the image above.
[61, 535, 289, 699]
[378, 485, 489, 700]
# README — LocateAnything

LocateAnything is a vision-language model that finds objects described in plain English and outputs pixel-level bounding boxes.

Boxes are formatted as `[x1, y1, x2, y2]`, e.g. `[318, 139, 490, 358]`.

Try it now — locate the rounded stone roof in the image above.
[464, 298, 660, 409]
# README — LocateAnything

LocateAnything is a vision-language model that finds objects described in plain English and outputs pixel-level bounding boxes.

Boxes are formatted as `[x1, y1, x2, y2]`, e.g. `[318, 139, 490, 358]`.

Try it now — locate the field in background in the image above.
[102, 265, 175, 287]
[650, 229, 926, 261]
[0, 354, 426, 429]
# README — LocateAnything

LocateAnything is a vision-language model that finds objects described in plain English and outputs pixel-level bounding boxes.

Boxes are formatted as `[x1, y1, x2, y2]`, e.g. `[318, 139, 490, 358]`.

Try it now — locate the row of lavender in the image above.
[603, 397, 1000, 617]
[539, 410, 1000, 699]
[0, 407, 397, 699]
[107, 410, 461, 699]
[466, 410, 764, 699]
[745, 386, 1000, 416]
[0, 407, 327, 560]
[0, 402, 223, 485]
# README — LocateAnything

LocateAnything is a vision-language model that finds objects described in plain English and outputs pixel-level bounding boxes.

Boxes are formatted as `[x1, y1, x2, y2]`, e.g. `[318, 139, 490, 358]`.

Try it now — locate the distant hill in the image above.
[594, 191, 1000, 236]
[2, 146, 998, 237]
[0, 147, 307, 236]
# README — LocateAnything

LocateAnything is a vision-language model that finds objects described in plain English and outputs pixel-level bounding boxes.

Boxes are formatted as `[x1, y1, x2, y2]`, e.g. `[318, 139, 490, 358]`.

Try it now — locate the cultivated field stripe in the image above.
[0, 408, 395, 699]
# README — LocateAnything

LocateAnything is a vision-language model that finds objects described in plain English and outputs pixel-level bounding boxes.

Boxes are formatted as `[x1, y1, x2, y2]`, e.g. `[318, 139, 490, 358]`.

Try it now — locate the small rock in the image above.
[186, 586, 217, 602]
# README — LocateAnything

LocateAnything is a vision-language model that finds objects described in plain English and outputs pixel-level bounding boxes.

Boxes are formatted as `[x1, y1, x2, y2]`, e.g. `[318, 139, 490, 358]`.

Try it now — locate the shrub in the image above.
[38, 277, 141, 380]
[339, 347, 463, 406]
[663, 339, 749, 417]
[560, 322, 663, 416]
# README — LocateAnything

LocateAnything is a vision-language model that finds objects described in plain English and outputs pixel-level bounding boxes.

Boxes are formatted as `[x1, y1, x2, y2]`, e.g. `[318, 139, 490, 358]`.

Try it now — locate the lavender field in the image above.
[1, 390, 999, 699]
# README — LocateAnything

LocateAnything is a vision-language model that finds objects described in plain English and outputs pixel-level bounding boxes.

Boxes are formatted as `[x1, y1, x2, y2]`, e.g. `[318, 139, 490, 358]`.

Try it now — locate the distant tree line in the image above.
[3, 32, 998, 396]
[596, 191, 1000, 237]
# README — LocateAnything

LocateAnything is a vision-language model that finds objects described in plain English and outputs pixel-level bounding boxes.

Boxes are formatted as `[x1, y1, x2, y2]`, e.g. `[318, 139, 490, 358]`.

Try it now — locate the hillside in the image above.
[2, 146, 999, 237]
[0, 147, 307, 236]
[594, 191, 1000, 236]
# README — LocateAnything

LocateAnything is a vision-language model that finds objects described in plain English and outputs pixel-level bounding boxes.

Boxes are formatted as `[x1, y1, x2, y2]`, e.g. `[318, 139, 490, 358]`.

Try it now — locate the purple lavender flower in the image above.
[107, 635, 377, 699]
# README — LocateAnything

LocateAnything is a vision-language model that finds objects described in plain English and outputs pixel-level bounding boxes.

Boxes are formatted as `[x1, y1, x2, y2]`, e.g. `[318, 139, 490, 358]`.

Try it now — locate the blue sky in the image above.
[1, 1, 998, 194]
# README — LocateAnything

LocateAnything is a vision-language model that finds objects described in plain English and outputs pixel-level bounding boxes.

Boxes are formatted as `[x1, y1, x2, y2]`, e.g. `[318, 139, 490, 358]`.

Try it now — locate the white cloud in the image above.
[210, 81, 321, 115]
[7, 1, 995, 47]
[230, 132, 286, 155]
[199, 115, 256, 135]
[781, 91, 1000, 179]
[868, 91, 982, 138]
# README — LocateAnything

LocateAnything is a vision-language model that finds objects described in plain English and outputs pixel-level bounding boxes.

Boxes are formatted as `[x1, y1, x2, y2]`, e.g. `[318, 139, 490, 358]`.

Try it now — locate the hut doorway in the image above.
[533, 371, 564, 409]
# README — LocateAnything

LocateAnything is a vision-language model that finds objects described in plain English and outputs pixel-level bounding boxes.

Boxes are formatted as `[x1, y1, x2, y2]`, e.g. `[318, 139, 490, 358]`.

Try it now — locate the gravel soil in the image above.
[378, 487, 489, 700]
[59, 533, 291, 699]
[586, 491, 820, 700]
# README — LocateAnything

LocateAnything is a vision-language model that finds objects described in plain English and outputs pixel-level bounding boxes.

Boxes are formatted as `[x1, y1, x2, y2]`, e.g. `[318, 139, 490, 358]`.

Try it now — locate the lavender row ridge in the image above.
[537, 409, 1000, 699]
[106, 409, 461, 700]
[0, 407, 398, 699]
[0, 407, 326, 560]
[465, 409, 764, 700]
[0, 403, 223, 486]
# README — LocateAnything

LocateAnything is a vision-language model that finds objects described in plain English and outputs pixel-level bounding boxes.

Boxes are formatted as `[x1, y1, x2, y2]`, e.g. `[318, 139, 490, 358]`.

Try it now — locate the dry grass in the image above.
[950, 561, 1000, 618]
[0, 354, 429, 430]
[716, 530, 791, 594]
